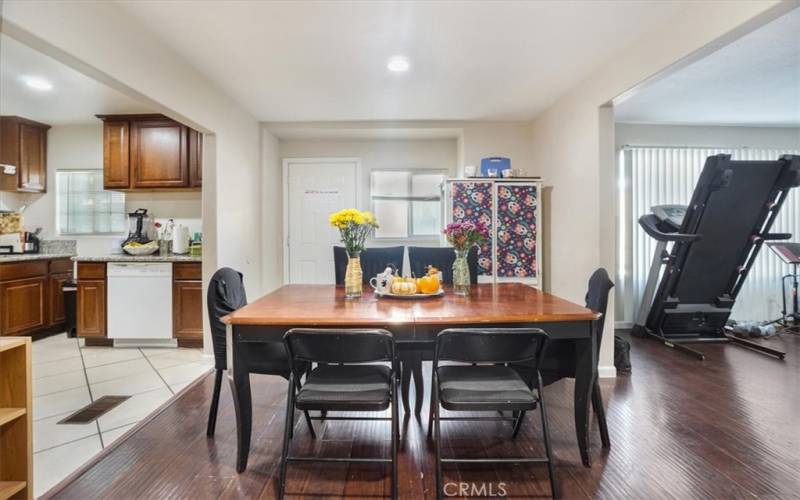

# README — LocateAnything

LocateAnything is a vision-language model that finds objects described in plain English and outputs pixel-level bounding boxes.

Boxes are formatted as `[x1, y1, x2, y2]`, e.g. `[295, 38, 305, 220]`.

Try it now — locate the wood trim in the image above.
[95, 114, 167, 122]
[39, 370, 210, 500]
[48, 258, 72, 274]
[84, 338, 113, 347]
[0, 115, 51, 129]
[0, 261, 48, 282]
[176, 338, 203, 348]
[172, 262, 201, 280]
[76, 262, 106, 280]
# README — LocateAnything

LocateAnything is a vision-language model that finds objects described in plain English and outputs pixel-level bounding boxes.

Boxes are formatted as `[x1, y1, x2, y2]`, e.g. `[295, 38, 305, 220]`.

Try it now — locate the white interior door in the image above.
[286, 159, 358, 284]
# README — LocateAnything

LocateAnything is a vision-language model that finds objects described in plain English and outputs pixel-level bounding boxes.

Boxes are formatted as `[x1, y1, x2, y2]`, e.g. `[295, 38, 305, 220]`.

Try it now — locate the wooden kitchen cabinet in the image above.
[102, 119, 130, 189]
[0, 278, 46, 336]
[77, 280, 106, 338]
[0, 116, 50, 193]
[97, 114, 201, 191]
[0, 259, 71, 338]
[189, 128, 202, 187]
[76, 262, 106, 338]
[173, 262, 202, 347]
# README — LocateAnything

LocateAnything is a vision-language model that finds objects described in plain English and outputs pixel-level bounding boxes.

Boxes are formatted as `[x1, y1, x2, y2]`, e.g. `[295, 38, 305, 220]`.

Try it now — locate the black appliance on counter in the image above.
[122, 208, 153, 247]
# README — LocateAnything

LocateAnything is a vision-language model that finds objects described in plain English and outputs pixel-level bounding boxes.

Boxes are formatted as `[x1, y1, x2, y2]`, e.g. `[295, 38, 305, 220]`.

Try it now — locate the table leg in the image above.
[227, 325, 252, 473]
[574, 325, 597, 467]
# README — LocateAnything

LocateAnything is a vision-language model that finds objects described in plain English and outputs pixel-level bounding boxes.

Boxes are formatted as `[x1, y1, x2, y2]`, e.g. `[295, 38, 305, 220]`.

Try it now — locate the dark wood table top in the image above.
[224, 283, 599, 326]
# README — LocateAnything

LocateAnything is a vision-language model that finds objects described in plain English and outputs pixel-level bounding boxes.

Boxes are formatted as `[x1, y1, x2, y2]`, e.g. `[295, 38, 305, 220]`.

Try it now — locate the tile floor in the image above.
[31, 333, 213, 497]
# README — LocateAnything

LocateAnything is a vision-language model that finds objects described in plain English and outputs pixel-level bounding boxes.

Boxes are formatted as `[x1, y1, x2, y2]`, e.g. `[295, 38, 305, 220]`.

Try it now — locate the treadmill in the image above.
[631, 154, 800, 360]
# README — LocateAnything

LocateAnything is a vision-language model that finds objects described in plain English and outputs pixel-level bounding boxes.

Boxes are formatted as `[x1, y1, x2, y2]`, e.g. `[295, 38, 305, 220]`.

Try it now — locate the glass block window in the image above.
[370, 170, 445, 239]
[57, 170, 126, 235]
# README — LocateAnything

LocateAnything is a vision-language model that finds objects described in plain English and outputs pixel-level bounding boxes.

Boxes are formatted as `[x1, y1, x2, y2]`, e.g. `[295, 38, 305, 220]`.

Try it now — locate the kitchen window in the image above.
[370, 170, 445, 239]
[57, 170, 126, 235]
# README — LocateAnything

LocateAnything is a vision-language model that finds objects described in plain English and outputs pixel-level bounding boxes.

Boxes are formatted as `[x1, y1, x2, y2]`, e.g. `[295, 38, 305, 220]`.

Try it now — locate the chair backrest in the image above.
[408, 246, 478, 284]
[585, 268, 614, 348]
[207, 267, 248, 370]
[284, 328, 395, 367]
[435, 328, 549, 367]
[333, 246, 405, 285]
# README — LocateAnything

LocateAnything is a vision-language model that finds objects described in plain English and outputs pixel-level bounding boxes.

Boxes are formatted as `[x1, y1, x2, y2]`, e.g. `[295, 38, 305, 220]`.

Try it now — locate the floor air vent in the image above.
[58, 395, 130, 424]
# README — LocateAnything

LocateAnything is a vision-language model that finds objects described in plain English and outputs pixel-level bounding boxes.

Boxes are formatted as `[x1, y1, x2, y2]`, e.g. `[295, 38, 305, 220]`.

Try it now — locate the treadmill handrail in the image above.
[762, 233, 792, 241]
[638, 214, 702, 243]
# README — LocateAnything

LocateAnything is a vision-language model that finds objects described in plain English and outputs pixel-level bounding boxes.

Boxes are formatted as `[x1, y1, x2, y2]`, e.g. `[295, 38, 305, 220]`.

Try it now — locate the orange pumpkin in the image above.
[417, 275, 440, 294]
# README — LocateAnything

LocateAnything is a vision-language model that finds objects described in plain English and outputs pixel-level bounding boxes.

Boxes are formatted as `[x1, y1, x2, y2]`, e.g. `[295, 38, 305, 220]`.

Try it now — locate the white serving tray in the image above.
[375, 289, 444, 299]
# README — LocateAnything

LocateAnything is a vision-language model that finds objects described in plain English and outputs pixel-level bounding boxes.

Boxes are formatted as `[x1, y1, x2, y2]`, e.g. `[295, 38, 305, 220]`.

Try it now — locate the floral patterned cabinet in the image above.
[446, 179, 542, 286]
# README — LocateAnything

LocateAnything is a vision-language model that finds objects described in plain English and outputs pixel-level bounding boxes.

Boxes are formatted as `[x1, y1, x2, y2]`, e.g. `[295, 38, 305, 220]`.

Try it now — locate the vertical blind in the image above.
[621, 147, 800, 325]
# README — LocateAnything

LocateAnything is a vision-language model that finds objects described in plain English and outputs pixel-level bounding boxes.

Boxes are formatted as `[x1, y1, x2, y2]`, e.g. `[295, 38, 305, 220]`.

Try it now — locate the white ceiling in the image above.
[115, 0, 686, 122]
[615, 7, 800, 127]
[0, 34, 152, 125]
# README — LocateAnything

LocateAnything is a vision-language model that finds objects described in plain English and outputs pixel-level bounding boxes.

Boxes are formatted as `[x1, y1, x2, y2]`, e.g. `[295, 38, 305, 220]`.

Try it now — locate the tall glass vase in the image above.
[452, 248, 471, 296]
[344, 251, 363, 299]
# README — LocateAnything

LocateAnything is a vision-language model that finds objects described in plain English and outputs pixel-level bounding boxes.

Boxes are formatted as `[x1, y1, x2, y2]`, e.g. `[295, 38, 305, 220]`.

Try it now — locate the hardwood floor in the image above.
[45, 332, 800, 499]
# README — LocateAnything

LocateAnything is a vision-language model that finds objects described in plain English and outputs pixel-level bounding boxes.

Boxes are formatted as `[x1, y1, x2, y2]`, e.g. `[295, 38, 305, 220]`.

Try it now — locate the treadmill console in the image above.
[651, 204, 687, 231]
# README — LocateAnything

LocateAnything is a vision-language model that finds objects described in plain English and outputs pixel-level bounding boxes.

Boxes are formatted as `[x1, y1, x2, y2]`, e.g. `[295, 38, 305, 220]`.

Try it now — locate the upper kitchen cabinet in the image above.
[97, 114, 202, 191]
[0, 116, 51, 193]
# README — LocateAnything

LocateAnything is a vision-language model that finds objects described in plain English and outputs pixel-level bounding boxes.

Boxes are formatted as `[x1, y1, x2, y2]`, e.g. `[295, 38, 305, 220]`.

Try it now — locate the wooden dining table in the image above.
[223, 282, 602, 472]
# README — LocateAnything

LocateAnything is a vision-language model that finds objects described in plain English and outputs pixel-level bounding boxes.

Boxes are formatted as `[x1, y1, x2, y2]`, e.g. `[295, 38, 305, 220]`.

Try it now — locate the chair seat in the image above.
[437, 365, 538, 411]
[296, 364, 393, 411]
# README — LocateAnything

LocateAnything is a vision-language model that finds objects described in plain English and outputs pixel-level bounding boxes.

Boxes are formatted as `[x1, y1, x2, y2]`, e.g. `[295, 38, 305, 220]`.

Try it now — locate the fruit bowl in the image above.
[122, 241, 159, 256]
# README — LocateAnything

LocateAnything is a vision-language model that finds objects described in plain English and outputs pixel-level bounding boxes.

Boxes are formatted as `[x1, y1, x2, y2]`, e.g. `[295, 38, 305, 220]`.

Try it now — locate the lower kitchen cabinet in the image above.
[76, 261, 202, 345]
[0, 277, 46, 336]
[0, 258, 72, 337]
[77, 280, 106, 338]
[173, 280, 203, 346]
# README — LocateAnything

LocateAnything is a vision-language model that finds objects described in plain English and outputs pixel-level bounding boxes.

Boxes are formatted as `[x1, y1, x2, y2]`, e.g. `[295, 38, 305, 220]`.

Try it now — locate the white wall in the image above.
[2, 0, 265, 356]
[3, 0, 264, 290]
[277, 136, 458, 277]
[616, 123, 800, 149]
[261, 129, 283, 293]
[265, 120, 544, 288]
[529, 0, 792, 378]
[1, 124, 202, 256]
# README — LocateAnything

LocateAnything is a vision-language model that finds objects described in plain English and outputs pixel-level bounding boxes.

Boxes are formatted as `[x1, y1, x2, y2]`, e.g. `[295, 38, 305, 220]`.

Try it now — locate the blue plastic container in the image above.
[480, 157, 511, 177]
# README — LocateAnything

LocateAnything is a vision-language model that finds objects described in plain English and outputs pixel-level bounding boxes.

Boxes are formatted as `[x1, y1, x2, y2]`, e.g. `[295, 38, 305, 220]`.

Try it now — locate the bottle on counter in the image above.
[163, 219, 175, 254]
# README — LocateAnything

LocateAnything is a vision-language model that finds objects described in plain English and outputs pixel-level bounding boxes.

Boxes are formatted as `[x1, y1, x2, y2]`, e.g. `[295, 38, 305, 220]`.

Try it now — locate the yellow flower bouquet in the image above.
[330, 209, 379, 298]
[329, 208, 379, 255]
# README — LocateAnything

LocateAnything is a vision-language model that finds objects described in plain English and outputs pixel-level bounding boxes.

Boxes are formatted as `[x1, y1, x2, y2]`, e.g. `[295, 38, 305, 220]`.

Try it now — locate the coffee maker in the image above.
[122, 208, 153, 247]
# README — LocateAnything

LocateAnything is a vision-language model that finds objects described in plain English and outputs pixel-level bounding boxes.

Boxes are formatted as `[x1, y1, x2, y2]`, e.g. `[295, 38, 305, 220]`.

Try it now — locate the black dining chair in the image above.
[427, 328, 556, 499]
[206, 268, 313, 440]
[333, 246, 404, 285]
[407, 246, 478, 284]
[511, 268, 615, 448]
[279, 328, 400, 499]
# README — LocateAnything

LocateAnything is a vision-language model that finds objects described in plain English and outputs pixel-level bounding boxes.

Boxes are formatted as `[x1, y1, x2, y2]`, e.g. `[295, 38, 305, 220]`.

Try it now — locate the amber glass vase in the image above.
[344, 251, 363, 299]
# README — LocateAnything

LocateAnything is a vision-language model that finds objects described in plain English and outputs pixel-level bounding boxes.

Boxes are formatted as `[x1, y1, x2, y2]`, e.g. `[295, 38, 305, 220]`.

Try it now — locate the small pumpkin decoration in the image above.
[391, 277, 417, 295]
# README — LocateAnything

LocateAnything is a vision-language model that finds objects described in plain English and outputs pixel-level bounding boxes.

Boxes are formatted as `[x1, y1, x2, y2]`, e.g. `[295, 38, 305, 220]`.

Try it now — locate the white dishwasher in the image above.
[107, 262, 173, 344]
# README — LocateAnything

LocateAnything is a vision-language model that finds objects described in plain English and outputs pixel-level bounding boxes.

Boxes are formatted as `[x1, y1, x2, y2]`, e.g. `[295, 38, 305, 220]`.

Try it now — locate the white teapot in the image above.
[369, 265, 396, 294]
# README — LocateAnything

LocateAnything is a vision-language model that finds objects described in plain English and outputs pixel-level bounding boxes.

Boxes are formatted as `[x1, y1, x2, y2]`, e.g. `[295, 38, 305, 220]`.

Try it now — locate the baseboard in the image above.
[598, 365, 617, 378]
[615, 321, 633, 330]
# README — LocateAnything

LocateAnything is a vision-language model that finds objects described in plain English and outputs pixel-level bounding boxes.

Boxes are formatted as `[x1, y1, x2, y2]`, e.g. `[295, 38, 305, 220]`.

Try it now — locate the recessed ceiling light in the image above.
[387, 56, 410, 73]
[21, 76, 53, 91]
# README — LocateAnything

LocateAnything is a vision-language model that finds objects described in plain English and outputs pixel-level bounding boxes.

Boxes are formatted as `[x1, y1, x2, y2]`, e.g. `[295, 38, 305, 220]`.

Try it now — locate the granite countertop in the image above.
[0, 253, 76, 263]
[71, 254, 202, 263]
